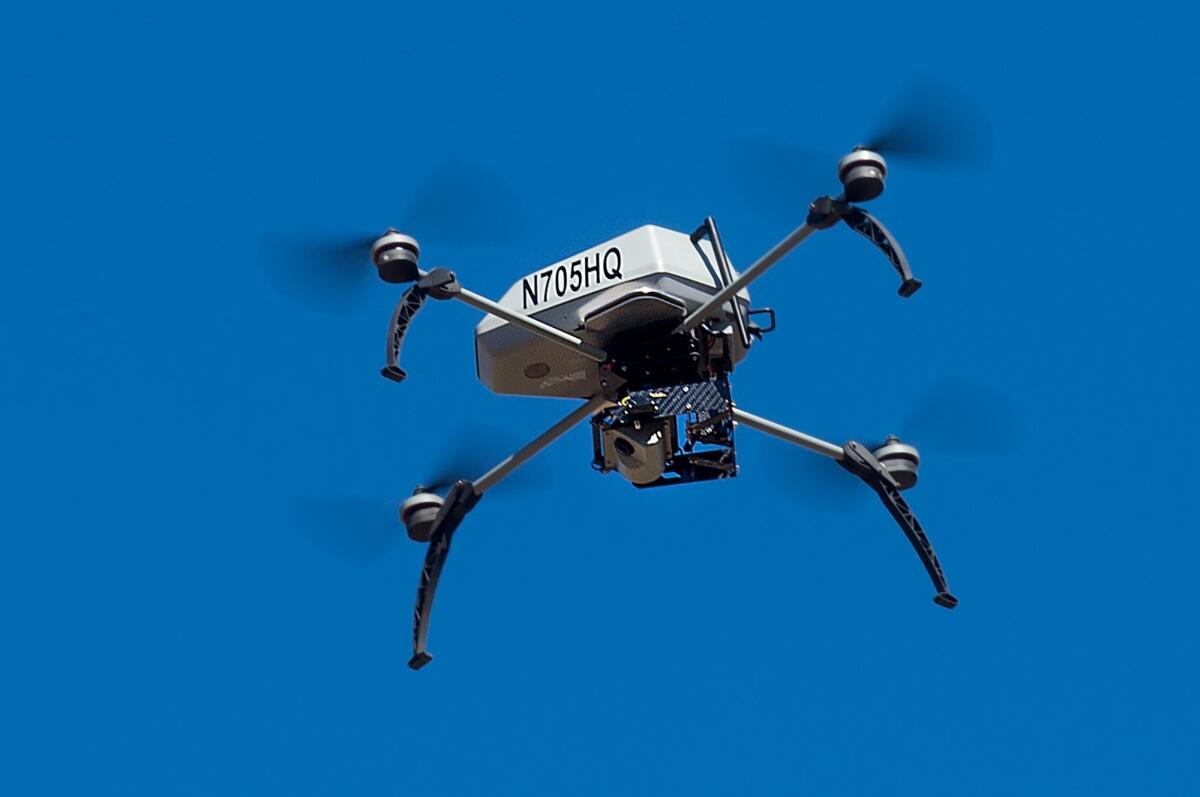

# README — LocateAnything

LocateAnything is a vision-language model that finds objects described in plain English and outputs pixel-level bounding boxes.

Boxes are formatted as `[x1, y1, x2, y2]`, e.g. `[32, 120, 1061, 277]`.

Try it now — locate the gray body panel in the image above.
[475, 225, 751, 398]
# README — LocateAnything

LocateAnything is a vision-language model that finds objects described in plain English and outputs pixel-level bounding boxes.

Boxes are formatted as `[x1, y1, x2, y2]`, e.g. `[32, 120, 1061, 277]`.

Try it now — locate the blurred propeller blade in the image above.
[899, 375, 1023, 455]
[262, 233, 377, 313]
[419, 422, 547, 494]
[292, 496, 401, 562]
[296, 424, 551, 560]
[763, 443, 868, 515]
[421, 450, 494, 494]
[864, 80, 993, 167]
[855, 375, 1023, 456]
[728, 138, 831, 224]
[729, 80, 992, 223]
[760, 375, 1020, 512]
[398, 160, 526, 246]
[264, 159, 526, 312]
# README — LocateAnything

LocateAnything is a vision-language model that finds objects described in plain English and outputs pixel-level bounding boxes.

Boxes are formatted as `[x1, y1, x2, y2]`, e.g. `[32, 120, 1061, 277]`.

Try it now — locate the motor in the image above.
[399, 489, 443, 542]
[372, 230, 421, 284]
[871, 435, 919, 489]
[838, 147, 888, 203]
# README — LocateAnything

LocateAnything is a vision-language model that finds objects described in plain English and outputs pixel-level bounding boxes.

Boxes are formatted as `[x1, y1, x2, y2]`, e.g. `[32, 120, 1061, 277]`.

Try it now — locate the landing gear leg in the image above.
[407, 395, 611, 670]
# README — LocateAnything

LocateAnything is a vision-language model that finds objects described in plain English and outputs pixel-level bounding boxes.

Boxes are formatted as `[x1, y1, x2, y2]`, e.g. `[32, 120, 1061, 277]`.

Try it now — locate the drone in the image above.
[273, 87, 992, 669]
[358, 141, 968, 671]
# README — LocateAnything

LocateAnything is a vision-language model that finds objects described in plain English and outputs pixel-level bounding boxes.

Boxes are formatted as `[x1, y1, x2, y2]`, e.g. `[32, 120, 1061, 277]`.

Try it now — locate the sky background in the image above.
[3, 1, 1198, 794]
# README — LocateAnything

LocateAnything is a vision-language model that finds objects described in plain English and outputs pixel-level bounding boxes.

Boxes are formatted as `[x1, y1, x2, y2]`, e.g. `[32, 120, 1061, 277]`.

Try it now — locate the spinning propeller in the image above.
[263, 160, 525, 313]
[294, 426, 544, 561]
[731, 79, 992, 220]
[859, 80, 993, 166]
[765, 375, 1021, 512]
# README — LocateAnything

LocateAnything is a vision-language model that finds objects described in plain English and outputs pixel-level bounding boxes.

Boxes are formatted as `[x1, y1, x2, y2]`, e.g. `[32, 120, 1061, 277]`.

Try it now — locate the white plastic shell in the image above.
[475, 225, 751, 398]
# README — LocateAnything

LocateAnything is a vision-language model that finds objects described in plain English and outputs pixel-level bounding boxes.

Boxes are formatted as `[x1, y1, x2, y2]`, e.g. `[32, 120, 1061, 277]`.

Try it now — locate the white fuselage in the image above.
[475, 225, 751, 398]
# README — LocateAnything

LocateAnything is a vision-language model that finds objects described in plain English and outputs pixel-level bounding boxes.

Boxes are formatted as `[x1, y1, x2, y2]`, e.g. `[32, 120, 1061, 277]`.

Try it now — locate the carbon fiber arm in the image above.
[840, 441, 957, 608]
[381, 285, 428, 383]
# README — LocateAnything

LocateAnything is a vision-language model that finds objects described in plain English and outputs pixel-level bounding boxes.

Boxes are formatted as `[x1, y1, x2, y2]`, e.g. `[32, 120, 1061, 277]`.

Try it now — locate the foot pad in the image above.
[933, 592, 959, 610]
[408, 652, 433, 670]
[380, 365, 408, 383]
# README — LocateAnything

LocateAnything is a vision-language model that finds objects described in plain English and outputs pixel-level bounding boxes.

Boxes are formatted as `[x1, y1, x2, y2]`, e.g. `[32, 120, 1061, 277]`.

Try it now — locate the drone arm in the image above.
[454, 287, 608, 361]
[474, 395, 611, 493]
[674, 198, 921, 338]
[409, 395, 610, 671]
[839, 441, 957, 608]
[382, 269, 607, 385]
[413, 267, 607, 362]
[731, 407, 844, 460]
[731, 408, 956, 609]
[675, 222, 819, 334]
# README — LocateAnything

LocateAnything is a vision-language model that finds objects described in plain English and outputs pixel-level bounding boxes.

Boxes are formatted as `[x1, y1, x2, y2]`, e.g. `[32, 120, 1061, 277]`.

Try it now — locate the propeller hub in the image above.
[372, 230, 421, 284]
[838, 148, 888, 203]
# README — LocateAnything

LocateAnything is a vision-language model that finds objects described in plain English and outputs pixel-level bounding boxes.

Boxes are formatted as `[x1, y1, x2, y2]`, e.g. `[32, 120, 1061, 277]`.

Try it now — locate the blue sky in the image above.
[2, 1, 1198, 794]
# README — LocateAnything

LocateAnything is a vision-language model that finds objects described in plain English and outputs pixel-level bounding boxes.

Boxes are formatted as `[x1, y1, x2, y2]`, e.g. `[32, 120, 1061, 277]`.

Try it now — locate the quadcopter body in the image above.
[477, 222, 755, 488]
[369, 146, 956, 670]
[475, 224, 751, 400]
